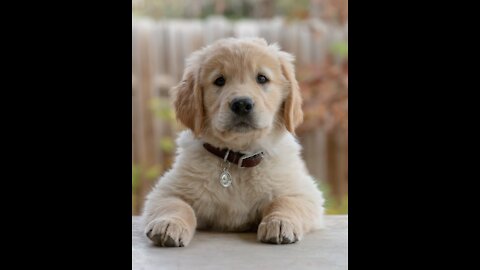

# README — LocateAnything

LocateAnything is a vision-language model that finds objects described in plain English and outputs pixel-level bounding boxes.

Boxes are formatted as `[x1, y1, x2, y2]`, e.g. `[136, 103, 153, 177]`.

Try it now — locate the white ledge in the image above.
[132, 215, 348, 270]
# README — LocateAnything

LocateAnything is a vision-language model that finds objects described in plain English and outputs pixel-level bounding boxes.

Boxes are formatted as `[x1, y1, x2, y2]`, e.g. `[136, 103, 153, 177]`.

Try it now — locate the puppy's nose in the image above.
[230, 97, 254, 116]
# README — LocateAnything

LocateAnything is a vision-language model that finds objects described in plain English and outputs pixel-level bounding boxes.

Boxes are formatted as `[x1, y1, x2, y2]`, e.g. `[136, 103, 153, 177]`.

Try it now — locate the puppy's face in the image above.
[173, 38, 303, 148]
[202, 40, 286, 141]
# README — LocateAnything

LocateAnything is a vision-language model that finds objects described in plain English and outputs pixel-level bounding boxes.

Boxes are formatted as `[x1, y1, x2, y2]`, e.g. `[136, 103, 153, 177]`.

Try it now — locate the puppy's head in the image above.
[172, 37, 303, 147]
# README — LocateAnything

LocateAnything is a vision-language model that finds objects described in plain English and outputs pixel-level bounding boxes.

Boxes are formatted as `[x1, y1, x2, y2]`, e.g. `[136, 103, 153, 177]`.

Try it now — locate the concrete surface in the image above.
[132, 215, 348, 270]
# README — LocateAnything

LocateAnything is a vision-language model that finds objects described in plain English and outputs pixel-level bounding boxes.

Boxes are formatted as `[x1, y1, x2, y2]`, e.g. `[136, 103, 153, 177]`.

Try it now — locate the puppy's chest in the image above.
[189, 166, 270, 230]
[193, 167, 267, 205]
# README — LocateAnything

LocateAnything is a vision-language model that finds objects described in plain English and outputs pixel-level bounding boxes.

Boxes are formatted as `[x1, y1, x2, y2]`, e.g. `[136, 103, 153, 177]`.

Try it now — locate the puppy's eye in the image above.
[214, 76, 226, 87]
[256, 74, 269, 84]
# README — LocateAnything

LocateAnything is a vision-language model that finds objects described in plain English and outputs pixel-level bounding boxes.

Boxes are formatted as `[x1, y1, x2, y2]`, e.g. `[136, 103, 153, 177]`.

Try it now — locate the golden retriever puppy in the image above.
[142, 37, 325, 247]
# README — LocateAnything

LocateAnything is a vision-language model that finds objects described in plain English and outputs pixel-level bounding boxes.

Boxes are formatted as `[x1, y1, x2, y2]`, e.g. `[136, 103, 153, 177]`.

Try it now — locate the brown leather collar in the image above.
[203, 143, 264, 168]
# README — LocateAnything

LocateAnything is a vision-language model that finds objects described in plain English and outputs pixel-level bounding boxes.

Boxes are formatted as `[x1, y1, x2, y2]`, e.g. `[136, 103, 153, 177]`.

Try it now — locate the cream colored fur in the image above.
[142, 37, 325, 247]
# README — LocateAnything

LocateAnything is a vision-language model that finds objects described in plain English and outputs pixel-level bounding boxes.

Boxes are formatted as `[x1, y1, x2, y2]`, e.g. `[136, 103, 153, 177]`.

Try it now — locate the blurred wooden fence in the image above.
[132, 16, 348, 215]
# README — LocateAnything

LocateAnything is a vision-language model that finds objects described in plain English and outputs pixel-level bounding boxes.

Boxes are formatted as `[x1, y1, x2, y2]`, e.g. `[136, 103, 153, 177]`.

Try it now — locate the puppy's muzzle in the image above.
[230, 97, 254, 116]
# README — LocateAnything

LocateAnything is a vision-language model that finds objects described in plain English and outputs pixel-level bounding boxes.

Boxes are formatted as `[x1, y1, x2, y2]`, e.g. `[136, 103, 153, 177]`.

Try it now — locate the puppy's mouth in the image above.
[227, 118, 258, 133]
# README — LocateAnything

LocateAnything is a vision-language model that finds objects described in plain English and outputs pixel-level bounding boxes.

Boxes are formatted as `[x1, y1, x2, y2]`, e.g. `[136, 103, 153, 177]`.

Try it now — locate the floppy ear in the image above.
[279, 51, 303, 134]
[171, 64, 204, 136]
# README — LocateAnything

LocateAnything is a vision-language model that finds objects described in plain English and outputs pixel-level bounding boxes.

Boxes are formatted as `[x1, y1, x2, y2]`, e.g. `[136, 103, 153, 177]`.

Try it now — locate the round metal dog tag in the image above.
[220, 170, 232, 187]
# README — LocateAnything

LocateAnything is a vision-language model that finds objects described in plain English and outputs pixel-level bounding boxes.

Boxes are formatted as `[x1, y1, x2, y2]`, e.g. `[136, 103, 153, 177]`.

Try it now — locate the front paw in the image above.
[145, 218, 192, 247]
[257, 216, 303, 244]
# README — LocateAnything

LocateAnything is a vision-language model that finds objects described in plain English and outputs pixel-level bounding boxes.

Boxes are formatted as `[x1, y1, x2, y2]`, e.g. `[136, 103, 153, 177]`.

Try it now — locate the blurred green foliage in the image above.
[318, 180, 348, 214]
[133, 0, 313, 20]
[132, 164, 140, 213]
[150, 97, 175, 122]
[325, 195, 348, 214]
[132, 164, 140, 192]
[331, 41, 348, 59]
[145, 164, 163, 180]
[159, 136, 175, 153]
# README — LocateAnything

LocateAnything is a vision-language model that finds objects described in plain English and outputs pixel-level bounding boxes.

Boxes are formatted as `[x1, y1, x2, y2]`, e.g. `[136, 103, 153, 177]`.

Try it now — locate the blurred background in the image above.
[132, 0, 348, 215]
